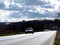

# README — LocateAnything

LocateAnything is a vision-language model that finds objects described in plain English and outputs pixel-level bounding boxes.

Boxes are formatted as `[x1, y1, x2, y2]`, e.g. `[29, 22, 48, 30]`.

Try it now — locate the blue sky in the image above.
[0, 0, 60, 22]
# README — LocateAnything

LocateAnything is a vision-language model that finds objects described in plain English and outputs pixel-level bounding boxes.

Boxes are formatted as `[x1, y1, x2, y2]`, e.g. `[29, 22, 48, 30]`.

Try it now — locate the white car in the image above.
[25, 27, 34, 34]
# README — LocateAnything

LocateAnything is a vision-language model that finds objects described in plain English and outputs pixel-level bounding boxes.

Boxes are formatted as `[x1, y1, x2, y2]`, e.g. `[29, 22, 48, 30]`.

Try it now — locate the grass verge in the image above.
[54, 31, 60, 45]
[0, 32, 24, 36]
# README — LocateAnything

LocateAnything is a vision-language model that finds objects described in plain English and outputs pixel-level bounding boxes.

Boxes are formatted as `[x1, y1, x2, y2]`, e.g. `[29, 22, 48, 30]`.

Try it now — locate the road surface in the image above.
[0, 31, 57, 45]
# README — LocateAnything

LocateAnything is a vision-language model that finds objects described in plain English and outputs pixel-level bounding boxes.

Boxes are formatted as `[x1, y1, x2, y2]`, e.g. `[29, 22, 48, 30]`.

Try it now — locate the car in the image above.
[25, 27, 34, 34]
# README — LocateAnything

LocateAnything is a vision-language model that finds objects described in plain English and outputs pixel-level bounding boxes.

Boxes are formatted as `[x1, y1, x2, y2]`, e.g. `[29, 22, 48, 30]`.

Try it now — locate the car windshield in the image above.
[26, 27, 33, 30]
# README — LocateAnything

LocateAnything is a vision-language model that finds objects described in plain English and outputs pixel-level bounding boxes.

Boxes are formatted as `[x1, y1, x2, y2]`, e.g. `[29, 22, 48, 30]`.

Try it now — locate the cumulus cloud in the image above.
[49, 0, 60, 11]
[0, 0, 60, 22]
[0, 10, 10, 22]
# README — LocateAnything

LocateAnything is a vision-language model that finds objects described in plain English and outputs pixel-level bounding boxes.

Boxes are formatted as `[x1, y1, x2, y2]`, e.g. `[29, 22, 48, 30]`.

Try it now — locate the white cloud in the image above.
[39, 0, 60, 11]
[16, 3, 22, 8]
[4, 0, 10, 8]
[0, 10, 12, 22]
[0, 0, 60, 22]
[34, 6, 45, 14]
[49, 0, 60, 10]
[0, 10, 9, 16]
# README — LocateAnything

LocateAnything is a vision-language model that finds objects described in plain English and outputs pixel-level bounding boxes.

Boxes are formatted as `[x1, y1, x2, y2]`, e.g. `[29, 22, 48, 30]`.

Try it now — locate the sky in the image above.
[0, 0, 60, 22]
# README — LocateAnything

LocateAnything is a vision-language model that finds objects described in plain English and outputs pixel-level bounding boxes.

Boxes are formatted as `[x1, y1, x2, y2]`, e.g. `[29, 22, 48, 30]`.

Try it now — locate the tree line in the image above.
[0, 19, 60, 33]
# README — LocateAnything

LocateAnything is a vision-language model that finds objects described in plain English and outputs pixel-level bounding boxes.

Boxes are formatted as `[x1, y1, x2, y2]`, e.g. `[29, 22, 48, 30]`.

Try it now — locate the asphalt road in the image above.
[0, 31, 57, 45]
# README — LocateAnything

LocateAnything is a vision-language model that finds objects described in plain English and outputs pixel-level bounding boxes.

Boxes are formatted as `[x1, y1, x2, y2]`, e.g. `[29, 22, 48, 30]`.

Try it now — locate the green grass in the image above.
[0, 32, 24, 36]
[0, 33, 14, 36]
[54, 31, 60, 45]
